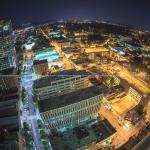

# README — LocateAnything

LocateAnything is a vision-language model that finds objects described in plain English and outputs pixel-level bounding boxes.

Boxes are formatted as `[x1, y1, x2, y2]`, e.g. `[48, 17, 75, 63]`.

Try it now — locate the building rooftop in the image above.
[132, 133, 150, 150]
[85, 47, 109, 53]
[0, 67, 14, 75]
[34, 48, 60, 62]
[38, 86, 103, 112]
[33, 69, 88, 89]
[33, 59, 48, 65]
[51, 118, 116, 150]
[62, 47, 78, 54]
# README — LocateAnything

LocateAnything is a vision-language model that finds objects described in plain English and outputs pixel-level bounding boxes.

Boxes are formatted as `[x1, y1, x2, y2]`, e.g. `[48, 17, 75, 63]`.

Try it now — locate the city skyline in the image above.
[0, 1, 150, 150]
[0, 0, 150, 30]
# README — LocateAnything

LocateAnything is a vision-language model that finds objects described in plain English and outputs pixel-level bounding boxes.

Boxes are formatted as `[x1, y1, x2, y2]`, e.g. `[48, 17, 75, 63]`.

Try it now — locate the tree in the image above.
[136, 105, 144, 116]
[21, 90, 26, 104]
[40, 130, 47, 139]
[23, 122, 29, 131]
[37, 119, 43, 129]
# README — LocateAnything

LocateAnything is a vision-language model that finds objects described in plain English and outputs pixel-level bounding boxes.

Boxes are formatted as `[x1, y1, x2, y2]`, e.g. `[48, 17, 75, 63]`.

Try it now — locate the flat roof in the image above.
[132, 133, 150, 150]
[34, 48, 60, 62]
[111, 96, 138, 115]
[117, 71, 150, 95]
[38, 86, 103, 112]
[62, 47, 78, 54]
[33, 59, 48, 65]
[85, 47, 109, 53]
[51, 118, 116, 150]
[33, 69, 88, 89]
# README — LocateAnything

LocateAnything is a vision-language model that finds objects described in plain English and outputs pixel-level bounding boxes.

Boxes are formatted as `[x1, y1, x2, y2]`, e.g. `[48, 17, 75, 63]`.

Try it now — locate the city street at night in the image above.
[0, 1, 150, 150]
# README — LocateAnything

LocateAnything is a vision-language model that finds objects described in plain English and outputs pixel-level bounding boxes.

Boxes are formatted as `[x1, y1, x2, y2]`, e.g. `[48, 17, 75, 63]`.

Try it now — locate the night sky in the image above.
[0, 0, 150, 30]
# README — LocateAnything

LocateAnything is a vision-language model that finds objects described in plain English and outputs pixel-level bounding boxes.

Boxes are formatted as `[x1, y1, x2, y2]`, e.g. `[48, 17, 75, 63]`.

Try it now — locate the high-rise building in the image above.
[0, 20, 16, 73]
[0, 75, 20, 150]
[38, 86, 103, 129]
[0, 75, 19, 100]
[0, 98, 20, 150]
[0, 20, 20, 150]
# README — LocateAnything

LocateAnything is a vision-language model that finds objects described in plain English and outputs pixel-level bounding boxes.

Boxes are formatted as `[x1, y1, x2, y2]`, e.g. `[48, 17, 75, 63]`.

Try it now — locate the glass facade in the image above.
[0, 21, 16, 72]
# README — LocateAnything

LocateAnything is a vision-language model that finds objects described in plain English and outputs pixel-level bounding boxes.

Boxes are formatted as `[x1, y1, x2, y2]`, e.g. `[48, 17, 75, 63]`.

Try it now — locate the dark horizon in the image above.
[0, 0, 150, 30]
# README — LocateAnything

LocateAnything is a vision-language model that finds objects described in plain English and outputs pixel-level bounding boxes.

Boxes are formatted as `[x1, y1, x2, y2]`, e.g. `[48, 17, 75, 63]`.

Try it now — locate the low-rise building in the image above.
[33, 59, 49, 75]
[33, 69, 89, 100]
[57, 40, 70, 48]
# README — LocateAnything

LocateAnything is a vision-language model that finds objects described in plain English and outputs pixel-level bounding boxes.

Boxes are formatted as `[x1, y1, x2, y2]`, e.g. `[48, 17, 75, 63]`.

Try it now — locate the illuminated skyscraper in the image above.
[0, 20, 16, 73]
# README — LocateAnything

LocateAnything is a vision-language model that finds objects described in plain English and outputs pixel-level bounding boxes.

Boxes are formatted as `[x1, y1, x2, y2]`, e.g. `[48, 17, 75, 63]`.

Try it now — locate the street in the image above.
[21, 58, 44, 150]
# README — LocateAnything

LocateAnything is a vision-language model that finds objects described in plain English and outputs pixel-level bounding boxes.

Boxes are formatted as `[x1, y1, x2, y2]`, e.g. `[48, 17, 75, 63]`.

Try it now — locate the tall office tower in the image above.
[0, 98, 20, 150]
[0, 75, 20, 150]
[0, 75, 19, 100]
[39, 86, 104, 129]
[0, 20, 16, 74]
